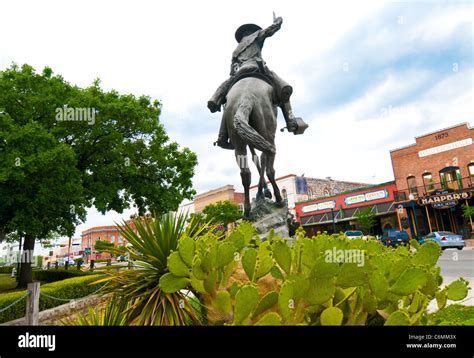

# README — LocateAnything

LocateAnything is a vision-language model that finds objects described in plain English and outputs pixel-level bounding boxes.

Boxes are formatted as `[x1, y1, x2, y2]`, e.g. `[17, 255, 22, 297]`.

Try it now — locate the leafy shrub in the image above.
[159, 223, 470, 325]
[0, 274, 105, 323]
[62, 299, 129, 326]
[427, 304, 474, 325]
[32, 269, 94, 283]
[0, 266, 16, 274]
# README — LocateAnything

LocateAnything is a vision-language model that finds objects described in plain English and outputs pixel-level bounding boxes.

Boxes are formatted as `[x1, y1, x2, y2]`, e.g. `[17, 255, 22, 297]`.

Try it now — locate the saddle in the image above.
[225, 65, 278, 104]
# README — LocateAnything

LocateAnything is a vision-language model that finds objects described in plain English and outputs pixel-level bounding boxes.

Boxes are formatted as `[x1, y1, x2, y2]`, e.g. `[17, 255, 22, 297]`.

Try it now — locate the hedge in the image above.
[32, 269, 95, 283]
[0, 266, 15, 274]
[0, 267, 94, 282]
[0, 274, 106, 323]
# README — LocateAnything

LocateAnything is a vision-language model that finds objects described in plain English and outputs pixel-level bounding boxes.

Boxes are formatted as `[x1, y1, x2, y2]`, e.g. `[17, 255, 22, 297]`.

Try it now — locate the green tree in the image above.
[462, 204, 474, 235]
[462, 204, 474, 220]
[0, 64, 197, 287]
[202, 200, 242, 228]
[354, 206, 377, 235]
[94, 240, 115, 253]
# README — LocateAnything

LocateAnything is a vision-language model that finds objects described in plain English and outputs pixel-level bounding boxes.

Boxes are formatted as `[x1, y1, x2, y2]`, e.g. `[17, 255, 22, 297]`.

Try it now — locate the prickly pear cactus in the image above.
[159, 223, 470, 326]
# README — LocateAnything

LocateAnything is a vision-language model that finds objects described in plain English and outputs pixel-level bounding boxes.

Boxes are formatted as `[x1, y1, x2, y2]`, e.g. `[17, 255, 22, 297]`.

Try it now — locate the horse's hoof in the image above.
[274, 200, 285, 208]
[264, 189, 272, 199]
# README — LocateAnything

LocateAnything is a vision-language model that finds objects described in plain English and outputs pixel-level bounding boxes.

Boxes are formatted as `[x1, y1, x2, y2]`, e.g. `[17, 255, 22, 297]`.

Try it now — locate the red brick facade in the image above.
[390, 123, 474, 193]
[81, 226, 124, 261]
[390, 123, 474, 239]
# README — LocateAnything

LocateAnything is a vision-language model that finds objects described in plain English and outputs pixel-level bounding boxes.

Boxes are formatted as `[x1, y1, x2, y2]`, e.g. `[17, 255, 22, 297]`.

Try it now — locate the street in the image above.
[428, 248, 474, 311]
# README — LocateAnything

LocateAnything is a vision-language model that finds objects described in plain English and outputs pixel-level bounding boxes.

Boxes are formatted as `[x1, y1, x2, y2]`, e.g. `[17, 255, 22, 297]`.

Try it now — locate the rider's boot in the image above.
[208, 100, 221, 113]
[213, 117, 235, 150]
[281, 101, 300, 133]
[208, 78, 232, 113]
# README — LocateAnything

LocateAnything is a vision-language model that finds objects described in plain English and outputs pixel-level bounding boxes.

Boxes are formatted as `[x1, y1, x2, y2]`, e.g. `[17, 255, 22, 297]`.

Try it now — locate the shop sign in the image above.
[344, 189, 388, 206]
[301, 200, 336, 214]
[418, 191, 472, 206]
[84, 248, 91, 255]
[432, 201, 458, 209]
[418, 138, 473, 158]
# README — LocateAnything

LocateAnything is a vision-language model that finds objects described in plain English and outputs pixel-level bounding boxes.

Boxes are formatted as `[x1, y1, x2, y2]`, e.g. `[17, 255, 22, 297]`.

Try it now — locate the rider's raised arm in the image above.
[257, 17, 283, 42]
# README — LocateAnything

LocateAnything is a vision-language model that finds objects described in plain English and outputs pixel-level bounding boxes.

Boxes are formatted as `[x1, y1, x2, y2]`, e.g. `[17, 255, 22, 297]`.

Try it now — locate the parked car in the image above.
[344, 230, 364, 239]
[420, 231, 465, 250]
[58, 258, 75, 267]
[380, 230, 410, 247]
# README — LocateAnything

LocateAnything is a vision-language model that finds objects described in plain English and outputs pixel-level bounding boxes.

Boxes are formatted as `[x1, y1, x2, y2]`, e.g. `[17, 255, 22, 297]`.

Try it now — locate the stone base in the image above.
[250, 198, 289, 240]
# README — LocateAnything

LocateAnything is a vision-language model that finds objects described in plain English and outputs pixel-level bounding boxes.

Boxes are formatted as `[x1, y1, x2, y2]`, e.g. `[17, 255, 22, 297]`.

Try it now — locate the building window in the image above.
[468, 163, 474, 183]
[282, 189, 288, 201]
[439, 166, 462, 190]
[422, 172, 435, 193]
[111, 235, 115, 242]
[407, 176, 417, 195]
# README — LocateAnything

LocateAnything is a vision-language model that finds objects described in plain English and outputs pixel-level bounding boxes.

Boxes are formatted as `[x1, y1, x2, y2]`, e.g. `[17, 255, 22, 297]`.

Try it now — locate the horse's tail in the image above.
[234, 98, 276, 154]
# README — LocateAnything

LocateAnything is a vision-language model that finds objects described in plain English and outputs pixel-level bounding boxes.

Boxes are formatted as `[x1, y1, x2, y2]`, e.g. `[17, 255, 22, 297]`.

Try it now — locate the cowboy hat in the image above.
[235, 23, 262, 42]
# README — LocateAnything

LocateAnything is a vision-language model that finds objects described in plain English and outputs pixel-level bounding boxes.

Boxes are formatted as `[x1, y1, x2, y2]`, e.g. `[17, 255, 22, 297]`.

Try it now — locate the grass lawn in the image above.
[0, 274, 18, 293]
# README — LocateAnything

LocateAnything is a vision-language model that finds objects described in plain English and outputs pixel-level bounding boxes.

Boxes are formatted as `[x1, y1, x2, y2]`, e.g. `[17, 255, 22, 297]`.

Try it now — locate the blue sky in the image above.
[0, 0, 472, 239]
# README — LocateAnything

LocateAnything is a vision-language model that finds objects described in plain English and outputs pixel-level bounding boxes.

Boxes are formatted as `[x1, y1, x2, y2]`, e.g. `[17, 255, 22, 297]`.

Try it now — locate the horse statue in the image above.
[208, 17, 308, 218]
[224, 76, 283, 218]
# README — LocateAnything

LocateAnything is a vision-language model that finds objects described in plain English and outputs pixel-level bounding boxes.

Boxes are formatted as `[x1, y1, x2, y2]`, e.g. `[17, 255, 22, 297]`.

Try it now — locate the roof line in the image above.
[390, 122, 472, 153]
[295, 180, 396, 205]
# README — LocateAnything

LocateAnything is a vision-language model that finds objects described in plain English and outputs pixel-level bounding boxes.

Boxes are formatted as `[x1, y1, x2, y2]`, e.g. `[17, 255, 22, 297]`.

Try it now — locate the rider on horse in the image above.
[208, 16, 304, 150]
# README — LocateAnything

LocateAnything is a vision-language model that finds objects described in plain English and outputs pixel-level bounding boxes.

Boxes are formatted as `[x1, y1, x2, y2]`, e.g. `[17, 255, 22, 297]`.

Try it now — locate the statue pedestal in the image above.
[250, 198, 289, 240]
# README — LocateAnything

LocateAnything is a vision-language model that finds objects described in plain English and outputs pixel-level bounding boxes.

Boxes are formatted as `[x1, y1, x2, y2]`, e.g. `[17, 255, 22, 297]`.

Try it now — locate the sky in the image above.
[0, 0, 472, 242]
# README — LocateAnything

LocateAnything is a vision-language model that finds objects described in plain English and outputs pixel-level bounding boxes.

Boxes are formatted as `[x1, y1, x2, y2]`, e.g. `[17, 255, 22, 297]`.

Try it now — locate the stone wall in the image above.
[305, 178, 371, 199]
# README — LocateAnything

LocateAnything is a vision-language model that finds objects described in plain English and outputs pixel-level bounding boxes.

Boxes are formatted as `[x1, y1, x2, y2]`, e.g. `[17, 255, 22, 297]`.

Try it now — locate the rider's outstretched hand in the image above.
[286, 118, 298, 133]
[274, 17, 283, 26]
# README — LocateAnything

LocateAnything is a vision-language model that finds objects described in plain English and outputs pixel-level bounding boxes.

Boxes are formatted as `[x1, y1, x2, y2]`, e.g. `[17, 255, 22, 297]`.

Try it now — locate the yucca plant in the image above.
[96, 212, 212, 325]
[62, 298, 129, 326]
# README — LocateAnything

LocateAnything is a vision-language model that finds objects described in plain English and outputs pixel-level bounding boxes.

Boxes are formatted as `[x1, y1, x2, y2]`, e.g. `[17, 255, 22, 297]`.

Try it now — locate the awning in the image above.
[300, 201, 395, 226]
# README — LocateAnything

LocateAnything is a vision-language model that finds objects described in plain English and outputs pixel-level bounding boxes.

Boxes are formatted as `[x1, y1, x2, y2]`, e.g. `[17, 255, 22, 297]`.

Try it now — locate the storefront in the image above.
[395, 188, 473, 239]
[295, 182, 398, 236]
[390, 123, 474, 239]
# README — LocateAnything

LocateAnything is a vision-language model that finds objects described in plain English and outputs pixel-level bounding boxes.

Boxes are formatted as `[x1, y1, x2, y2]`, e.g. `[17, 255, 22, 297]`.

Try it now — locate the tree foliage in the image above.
[462, 204, 474, 220]
[0, 63, 198, 286]
[201, 200, 242, 226]
[94, 240, 115, 253]
[354, 206, 377, 234]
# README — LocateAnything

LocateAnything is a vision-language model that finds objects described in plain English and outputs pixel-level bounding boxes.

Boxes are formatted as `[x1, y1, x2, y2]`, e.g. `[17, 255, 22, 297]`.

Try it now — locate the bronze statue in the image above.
[208, 15, 308, 218]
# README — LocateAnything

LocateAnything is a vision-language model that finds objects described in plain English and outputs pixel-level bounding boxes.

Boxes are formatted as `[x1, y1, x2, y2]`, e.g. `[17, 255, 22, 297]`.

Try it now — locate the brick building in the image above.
[81, 226, 124, 262]
[193, 185, 245, 213]
[390, 123, 474, 238]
